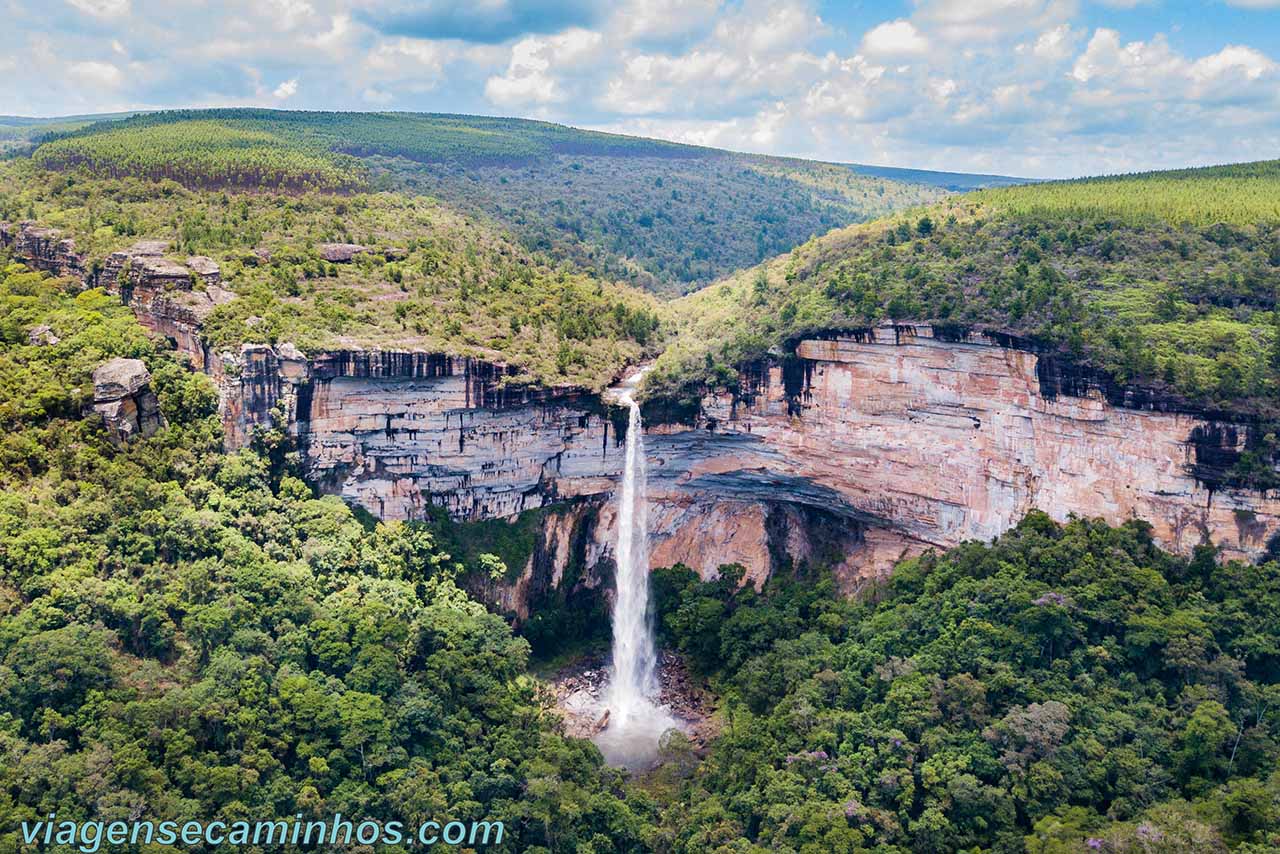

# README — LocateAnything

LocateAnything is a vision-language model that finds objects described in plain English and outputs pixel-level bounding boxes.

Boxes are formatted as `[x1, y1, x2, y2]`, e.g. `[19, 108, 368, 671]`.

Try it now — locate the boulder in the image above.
[318, 243, 368, 263]
[92, 358, 164, 444]
[93, 358, 152, 400]
[186, 256, 222, 284]
[27, 324, 59, 346]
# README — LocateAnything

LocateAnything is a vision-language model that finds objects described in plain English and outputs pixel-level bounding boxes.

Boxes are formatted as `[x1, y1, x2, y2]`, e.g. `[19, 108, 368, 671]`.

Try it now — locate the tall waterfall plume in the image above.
[593, 370, 677, 768]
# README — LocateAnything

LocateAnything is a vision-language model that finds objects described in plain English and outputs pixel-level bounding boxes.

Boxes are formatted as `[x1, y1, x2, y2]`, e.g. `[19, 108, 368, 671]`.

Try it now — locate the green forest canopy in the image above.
[25, 109, 948, 292]
[2, 259, 1278, 852]
[651, 513, 1280, 852]
[30, 109, 705, 191]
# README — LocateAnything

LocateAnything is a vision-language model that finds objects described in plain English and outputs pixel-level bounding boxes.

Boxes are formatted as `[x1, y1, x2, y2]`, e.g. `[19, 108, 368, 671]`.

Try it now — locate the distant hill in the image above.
[25, 109, 949, 292]
[844, 162, 1035, 190]
[0, 112, 138, 156]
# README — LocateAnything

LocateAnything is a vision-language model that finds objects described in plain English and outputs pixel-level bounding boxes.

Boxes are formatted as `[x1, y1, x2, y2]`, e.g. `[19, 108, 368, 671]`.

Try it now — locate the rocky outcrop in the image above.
[318, 243, 367, 263]
[99, 240, 234, 372]
[27, 324, 59, 346]
[650, 325, 1280, 581]
[0, 221, 86, 279]
[92, 357, 164, 444]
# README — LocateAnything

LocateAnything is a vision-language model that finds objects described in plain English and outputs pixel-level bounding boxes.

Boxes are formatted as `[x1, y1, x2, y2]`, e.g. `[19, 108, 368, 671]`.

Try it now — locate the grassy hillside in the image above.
[650, 160, 1280, 429]
[29, 109, 949, 292]
[0, 162, 658, 391]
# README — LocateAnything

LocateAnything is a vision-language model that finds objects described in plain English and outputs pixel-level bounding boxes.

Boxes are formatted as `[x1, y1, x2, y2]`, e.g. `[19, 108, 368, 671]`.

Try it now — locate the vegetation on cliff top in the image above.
[0, 162, 659, 390]
[651, 513, 1280, 852]
[650, 160, 1280, 421]
[28, 109, 947, 292]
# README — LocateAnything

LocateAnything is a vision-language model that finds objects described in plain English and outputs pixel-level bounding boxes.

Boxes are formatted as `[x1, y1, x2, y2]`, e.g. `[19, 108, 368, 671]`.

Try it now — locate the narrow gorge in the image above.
[6, 222, 1280, 616]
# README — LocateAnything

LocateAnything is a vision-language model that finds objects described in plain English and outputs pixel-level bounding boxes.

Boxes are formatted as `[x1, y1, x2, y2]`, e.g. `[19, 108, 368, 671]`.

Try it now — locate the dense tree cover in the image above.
[0, 163, 660, 390]
[29, 109, 705, 193]
[389, 154, 943, 294]
[650, 514, 1280, 853]
[42, 109, 701, 170]
[976, 161, 1280, 226]
[0, 115, 121, 157]
[27, 109, 944, 293]
[35, 120, 365, 192]
[650, 163, 1280, 416]
[0, 262, 659, 853]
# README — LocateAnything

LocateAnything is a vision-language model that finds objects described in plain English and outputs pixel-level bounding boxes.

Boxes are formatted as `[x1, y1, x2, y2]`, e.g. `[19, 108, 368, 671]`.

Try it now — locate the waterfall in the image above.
[593, 370, 677, 768]
[608, 384, 658, 717]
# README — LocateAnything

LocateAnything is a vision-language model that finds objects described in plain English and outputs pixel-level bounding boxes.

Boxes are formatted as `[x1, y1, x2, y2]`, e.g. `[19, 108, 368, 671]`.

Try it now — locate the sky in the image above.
[2, 0, 1280, 178]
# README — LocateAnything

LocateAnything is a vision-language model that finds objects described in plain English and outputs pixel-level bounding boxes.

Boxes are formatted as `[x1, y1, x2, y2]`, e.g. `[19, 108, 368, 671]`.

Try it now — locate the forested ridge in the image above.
[25, 109, 947, 292]
[650, 160, 1280, 427]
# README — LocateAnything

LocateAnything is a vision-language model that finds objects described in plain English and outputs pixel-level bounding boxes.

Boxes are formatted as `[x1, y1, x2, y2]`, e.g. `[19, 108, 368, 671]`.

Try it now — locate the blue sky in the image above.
[3, 0, 1280, 177]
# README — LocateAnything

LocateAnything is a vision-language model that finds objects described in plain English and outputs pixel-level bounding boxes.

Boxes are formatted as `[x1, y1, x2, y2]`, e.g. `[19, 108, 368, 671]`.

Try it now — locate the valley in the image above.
[2, 109, 1280, 852]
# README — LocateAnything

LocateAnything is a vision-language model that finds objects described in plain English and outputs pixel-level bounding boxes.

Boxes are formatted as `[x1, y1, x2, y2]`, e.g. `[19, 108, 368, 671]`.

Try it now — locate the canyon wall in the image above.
[7, 223, 1280, 609]
[648, 326, 1280, 583]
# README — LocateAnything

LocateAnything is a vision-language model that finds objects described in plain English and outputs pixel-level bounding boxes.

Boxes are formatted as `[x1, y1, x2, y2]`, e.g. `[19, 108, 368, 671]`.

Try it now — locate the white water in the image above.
[593, 370, 678, 769]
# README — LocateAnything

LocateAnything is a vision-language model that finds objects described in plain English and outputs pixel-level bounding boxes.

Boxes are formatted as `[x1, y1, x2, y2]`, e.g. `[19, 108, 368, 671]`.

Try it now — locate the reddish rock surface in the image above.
[664, 325, 1280, 578]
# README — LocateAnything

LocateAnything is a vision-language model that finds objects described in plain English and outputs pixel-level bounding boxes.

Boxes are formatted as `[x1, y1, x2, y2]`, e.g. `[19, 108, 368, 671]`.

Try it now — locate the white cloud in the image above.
[861, 20, 929, 57]
[68, 61, 123, 87]
[307, 14, 353, 51]
[608, 0, 722, 41]
[273, 78, 299, 99]
[485, 28, 603, 106]
[266, 0, 315, 30]
[911, 0, 1075, 43]
[1019, 24, 1076, 61]
[1190, 45, 1274, 84]
[709, 0, 825, 54]
[64, 0, 130, 17]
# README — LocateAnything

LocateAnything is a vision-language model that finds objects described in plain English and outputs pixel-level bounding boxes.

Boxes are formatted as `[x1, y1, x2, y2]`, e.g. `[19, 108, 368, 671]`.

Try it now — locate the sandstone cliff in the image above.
[6, 222, 1280, 612]
[647, 325, 1280, 583]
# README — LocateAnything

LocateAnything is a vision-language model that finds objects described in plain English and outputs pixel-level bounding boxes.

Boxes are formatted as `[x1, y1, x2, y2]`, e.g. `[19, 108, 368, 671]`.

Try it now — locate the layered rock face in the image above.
[102, 240, 232, 372]
[296, 353, 625, 520]
[92, 357, 164, 444]
[656, 325, 1280, 580]
[0, 221, 87, 279]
